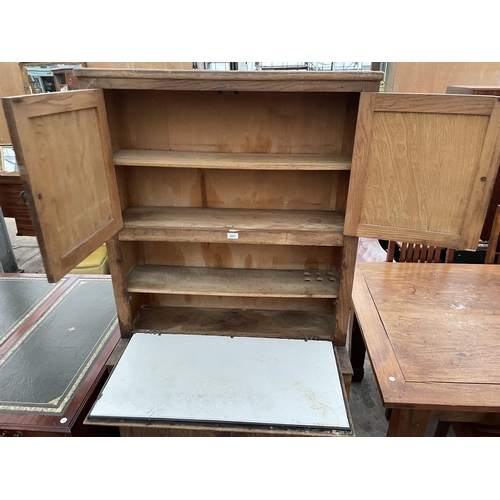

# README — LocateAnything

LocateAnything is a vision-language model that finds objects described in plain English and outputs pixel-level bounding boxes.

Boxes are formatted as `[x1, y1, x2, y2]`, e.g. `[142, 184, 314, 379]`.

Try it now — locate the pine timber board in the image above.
[133, 306, 334, 340]
[75, 68, 384, 93]
[120, 206, 344, 246]
[126, 265, 340, 298]
[113, 150, 352, 171]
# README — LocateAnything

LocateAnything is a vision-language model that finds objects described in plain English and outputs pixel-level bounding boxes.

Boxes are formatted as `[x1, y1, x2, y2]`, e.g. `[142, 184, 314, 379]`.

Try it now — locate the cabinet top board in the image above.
[74, 68, 385, 92]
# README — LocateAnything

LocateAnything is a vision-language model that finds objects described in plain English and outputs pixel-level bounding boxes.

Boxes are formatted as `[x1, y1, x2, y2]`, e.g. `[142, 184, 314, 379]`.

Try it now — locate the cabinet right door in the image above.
[344, 93, 500, 250]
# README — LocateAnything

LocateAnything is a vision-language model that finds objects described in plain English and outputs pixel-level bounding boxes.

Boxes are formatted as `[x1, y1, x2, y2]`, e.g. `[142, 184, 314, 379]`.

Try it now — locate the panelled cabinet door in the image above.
[344, 93, 500, 250]
[2, 90, 122, 282]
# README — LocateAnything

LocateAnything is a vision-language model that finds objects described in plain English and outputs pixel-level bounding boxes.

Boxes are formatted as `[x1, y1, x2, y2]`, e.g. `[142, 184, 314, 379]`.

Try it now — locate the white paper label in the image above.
[227, 232, 239, 239]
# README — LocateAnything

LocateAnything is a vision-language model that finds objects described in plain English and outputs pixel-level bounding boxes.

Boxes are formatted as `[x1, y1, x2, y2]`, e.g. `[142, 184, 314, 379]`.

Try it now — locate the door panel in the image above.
[2, 90, 122, 281]
[345, 93, 500, 250]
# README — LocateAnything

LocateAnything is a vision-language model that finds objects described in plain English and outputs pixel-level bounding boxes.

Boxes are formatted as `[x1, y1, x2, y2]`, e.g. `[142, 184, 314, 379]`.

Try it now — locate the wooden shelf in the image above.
[113, 150, 352, 171]
[133, 306, 334, 341]
[127, 265, 340, 298]
[120, 207, 344, 246]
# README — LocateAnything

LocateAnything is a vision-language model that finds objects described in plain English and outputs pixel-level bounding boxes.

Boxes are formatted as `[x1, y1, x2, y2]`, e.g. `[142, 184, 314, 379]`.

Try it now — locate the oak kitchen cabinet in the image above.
[3, 70, 500, 436]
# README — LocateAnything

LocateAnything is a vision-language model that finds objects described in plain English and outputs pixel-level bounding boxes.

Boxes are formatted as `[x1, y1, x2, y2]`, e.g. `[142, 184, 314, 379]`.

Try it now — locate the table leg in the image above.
[386, 408, 430, 437]
[350, 311, 366, 382]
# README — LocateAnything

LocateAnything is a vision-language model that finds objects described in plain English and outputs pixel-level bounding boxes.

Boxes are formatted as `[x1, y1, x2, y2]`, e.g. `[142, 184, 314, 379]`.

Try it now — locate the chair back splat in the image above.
[386, 241, 455, 263]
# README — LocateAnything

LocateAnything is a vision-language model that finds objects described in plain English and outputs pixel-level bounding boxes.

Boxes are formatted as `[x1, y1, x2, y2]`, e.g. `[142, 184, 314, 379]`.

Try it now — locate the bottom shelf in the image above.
[133, 306, 334, 341]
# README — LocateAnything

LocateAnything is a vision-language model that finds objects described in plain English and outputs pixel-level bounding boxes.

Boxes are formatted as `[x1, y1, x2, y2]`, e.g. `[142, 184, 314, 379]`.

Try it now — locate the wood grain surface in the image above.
[114, 150, 352, 170]
[353, 263, 500, 412]
[2, 90, 122, 281]
[119, 206, 344, 246]
[133, 306, 334, 340]
[120, 167, 342, 211]
[127, 265, 340, 298]
[75, 68, 383, 93]
[346, 93, 500, 250]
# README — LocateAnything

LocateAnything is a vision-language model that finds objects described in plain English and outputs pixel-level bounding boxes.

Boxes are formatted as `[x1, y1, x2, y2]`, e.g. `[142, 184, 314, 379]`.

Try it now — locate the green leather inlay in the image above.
[0, 277, 62, 347]
[0, 278, 117, 414]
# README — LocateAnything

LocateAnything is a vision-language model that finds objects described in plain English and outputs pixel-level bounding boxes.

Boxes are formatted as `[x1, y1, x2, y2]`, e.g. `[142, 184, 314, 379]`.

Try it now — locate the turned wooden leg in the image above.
[350, 311, 366, 382]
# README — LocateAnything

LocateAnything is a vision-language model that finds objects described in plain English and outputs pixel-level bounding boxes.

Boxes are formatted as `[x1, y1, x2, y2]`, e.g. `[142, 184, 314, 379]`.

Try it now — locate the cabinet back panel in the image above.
[111, 90, 350, 154]
[147, 294, 335, 313]
[121, 167, 342, 211]
[129, 241, 341, 270]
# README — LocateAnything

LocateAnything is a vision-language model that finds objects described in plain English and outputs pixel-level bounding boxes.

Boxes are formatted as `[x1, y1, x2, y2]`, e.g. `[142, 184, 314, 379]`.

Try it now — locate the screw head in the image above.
[389, 376, 396, 382]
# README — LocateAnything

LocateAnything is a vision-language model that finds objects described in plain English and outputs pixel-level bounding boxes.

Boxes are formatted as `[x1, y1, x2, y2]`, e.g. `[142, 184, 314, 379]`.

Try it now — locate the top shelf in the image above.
[113, 150, 352, 171]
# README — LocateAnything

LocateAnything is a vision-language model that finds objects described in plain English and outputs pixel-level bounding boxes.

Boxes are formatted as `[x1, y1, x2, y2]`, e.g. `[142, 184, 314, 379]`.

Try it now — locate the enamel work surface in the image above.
[89, 333, 350, 430]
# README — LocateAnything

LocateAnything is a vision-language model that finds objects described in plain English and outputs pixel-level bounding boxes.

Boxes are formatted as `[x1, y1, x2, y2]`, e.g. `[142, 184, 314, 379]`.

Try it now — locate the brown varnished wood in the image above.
[150, 295, 335, 314]
[0, 173, 35, 236]
[446, 87, 500, 248]
[387, 409, 430, 437]
[122, 167, 341, 211]
[351, 266, 406, 401]
[114, 150, 352, 170]
[372, 93, 495, 115]
[75, 68, 383, 93]
[120, 206, 344, 246]
[343, 93, 375, 235]
[109, 91, 353, 155]
[118, 424, 351, 437]
[106, 235, 133, 338]
[353, 263, 500, 435]
[133, 306, 334, 341]
[485, 205, 500, 264]
[128, 240, 341, 271]
[2, 90, 123, 281]
[127, 265, 340, 298]
[345, 93, 500, 251]
[334, 236, 358, 346]
[386, 241, 455, 263]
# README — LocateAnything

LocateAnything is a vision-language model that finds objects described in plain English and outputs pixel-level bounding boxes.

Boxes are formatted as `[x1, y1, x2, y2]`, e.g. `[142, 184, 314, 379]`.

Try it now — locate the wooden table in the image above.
[350, 263, 500, 437]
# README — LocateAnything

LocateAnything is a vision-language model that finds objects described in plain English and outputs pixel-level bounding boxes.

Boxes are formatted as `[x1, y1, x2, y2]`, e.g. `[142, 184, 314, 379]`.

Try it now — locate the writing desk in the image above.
[351, 263, 500, 437]
[0, 274, 120, 436]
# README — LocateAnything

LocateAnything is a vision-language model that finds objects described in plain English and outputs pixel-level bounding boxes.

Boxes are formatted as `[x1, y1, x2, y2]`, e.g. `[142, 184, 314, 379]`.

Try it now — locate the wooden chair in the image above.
[386, 241, 455, 263]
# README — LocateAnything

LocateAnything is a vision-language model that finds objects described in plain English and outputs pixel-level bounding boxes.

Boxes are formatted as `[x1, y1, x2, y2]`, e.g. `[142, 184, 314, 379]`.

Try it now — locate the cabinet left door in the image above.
[2, 90, 123, 282]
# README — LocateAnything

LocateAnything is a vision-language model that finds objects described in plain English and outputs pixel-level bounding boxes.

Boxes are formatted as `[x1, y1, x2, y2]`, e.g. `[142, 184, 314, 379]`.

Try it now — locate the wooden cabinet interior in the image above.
[95, 83, 378, 351]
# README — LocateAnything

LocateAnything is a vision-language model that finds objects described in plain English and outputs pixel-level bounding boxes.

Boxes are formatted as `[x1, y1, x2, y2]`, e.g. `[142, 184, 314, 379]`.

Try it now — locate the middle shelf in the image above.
[127, 265, 340, 298]
[120, 206, 345, 246]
